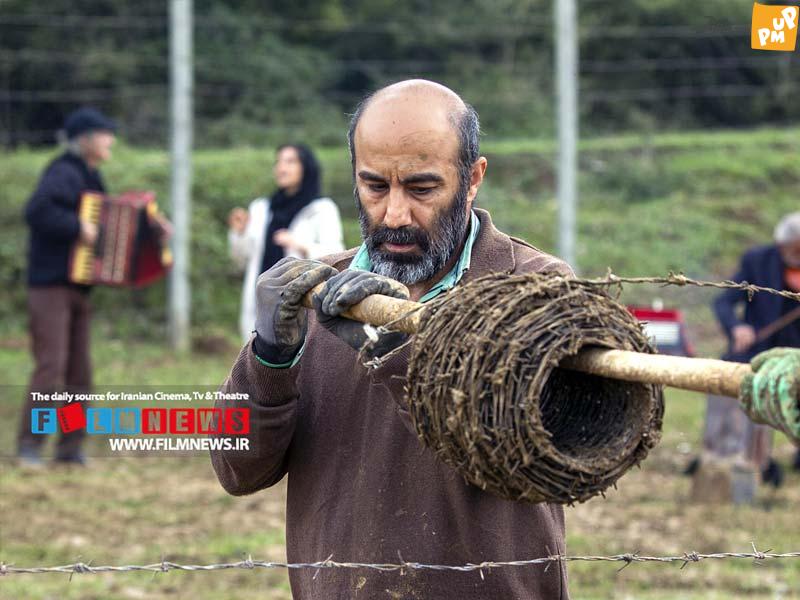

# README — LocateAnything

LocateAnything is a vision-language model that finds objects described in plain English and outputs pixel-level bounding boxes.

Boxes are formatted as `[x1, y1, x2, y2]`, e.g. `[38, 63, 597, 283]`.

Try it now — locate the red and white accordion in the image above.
[68, 191, 173, 287]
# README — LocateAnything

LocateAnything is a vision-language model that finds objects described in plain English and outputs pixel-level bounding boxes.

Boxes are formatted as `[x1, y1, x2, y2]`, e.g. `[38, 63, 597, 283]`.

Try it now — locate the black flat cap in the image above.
[64, 107, 117, 140]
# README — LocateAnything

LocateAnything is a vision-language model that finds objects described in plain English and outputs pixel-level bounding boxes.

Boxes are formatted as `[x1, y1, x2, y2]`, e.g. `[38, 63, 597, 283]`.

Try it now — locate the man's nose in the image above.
[383, 187, 413, 229]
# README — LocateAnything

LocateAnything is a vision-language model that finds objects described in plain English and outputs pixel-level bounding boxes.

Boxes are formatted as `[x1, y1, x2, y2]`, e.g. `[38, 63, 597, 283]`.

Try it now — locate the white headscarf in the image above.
[774, 212, 800, 244]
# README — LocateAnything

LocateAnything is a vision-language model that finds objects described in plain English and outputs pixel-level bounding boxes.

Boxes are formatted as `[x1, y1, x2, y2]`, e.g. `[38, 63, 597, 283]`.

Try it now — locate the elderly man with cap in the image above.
[210, 80, 572, 599]
[17, 107, 117, 466]
[693, 211, 800, 486]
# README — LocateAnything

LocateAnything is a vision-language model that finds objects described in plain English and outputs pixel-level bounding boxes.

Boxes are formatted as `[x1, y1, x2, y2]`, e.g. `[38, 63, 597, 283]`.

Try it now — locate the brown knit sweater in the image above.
[211, 208, 573, 599]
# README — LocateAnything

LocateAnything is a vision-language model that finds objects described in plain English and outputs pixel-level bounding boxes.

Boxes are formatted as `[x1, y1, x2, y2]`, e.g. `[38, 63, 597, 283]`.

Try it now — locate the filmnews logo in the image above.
[751, 3, 798, 51]
[31, 405, 249, 436]
[31, 405, 251, 452]
[31, 405, 249, 435]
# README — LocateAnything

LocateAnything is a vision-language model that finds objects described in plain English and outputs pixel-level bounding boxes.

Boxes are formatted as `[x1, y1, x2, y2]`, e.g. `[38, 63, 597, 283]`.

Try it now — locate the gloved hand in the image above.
[253, 257, 337, 364]
[739, 347, 800, 443]
[312, 270, 411, 360]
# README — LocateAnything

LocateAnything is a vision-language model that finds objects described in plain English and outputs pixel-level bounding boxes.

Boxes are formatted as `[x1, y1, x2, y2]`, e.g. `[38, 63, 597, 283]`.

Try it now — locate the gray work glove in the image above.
[253, 257, 337, 364]
[312, 270, 411, 359]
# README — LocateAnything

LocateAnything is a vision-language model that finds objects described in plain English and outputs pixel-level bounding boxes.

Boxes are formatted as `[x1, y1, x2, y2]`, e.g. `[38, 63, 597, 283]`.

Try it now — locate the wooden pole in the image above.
[302, 284, 751, 397]
[559, 349, 750, 397]
[303, 284, 422, 334]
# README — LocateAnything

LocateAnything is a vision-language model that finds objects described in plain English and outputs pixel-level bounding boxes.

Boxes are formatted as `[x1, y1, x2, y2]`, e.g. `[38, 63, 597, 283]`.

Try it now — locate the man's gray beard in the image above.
[356, 184, 469, 286]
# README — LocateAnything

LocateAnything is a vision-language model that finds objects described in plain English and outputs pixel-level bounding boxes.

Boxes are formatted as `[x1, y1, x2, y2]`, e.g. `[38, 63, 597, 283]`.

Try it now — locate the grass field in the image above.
[1, 126, 799, 598]
[1, 333, 798, 600]
[2, 125, 799, 353]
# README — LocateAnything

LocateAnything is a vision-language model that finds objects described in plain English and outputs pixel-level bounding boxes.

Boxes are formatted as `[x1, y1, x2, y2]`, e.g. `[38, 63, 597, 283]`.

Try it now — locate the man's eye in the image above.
[412, 187, 435, 196]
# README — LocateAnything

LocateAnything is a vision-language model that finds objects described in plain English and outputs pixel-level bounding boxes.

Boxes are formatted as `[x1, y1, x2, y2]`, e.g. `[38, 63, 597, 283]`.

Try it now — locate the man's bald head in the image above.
[347, 79, 480, 187]
[348, 80, 487, 288]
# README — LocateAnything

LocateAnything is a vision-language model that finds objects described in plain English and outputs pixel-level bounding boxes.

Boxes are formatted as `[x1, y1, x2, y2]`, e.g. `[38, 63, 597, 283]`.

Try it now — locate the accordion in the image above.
[68, 191, 173, 287]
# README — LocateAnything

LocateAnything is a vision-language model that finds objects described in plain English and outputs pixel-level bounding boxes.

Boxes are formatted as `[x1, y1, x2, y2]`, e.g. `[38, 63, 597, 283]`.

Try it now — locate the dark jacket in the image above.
[25, 152, 106, 286]
[713, 244, 800, 362]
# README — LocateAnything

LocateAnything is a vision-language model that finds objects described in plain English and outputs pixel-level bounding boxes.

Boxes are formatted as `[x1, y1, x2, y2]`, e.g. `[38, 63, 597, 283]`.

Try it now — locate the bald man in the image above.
[211, 80, 573, 599]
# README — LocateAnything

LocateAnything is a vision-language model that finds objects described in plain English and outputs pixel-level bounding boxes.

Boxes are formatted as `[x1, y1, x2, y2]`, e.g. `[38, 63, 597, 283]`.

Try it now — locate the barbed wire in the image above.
[1, 83, 785, 107]
[575, 271, 800, 303]
[0, 15, 759, 40]
[3, 545, 798, 577]
[360, 272, 800, 370]
[580, 24, 750, 39]
[4, 48, 791, 74]
[583, 85, 777, 102]
[580, 55, 793, 74]
[0, 14, 552, 33]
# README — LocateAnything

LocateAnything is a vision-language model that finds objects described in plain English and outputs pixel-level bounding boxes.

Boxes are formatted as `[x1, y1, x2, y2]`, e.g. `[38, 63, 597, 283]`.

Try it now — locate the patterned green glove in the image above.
[739, 347, 800, 443]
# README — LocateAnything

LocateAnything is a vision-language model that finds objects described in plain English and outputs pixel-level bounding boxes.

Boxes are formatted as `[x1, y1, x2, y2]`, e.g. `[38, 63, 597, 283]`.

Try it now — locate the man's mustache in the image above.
[367, 225, 430, 253]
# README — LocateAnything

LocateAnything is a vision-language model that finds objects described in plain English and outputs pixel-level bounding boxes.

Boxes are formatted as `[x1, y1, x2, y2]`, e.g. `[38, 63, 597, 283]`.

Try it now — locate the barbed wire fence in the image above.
[4, 545, 799, 579]
[1, 6, 797, 146]
[579, 271, 800, 303]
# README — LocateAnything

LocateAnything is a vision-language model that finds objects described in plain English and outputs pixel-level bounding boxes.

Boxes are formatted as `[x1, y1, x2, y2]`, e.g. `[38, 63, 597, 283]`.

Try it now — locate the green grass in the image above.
[2, 125, 798, 351]
[482, 125, 800, 155]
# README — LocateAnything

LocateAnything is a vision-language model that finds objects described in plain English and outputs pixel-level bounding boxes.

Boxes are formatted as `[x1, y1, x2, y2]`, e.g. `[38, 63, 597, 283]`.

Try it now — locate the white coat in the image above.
[228, 197, 345, 341]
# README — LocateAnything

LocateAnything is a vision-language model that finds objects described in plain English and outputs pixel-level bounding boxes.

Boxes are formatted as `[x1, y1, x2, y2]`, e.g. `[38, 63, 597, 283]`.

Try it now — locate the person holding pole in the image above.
[695, 212, 800, 487]
[211, 80, 574, 599]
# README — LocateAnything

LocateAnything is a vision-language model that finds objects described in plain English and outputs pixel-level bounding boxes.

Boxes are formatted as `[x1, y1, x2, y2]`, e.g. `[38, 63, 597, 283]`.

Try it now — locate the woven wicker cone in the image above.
[406, 272, 665, 505]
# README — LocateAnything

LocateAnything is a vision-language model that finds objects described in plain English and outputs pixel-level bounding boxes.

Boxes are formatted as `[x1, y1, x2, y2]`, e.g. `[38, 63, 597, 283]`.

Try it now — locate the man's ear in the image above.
[467, 157, 488, 203]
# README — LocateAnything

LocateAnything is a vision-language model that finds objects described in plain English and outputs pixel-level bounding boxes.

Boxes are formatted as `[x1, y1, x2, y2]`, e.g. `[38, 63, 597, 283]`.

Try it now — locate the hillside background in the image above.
[2, 127, 798, 356]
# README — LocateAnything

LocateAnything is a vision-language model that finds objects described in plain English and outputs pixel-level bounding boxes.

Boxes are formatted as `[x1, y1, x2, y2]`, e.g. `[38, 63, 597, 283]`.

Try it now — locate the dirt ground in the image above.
[0, 339, 798, 599]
